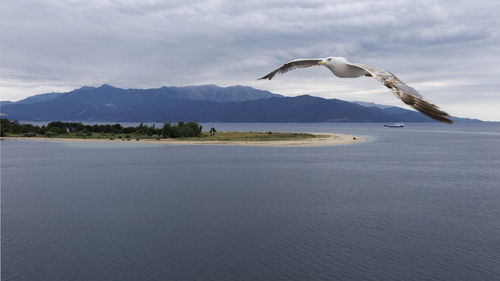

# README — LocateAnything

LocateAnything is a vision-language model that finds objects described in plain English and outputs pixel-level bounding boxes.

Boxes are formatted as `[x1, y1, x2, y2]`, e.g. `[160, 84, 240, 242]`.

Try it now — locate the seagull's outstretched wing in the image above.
[347, 63, 453, 124]
[259, 58, 323, 80]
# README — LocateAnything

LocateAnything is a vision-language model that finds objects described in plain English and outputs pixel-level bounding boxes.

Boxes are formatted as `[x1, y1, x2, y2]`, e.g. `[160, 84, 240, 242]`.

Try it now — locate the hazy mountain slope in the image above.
[0, 84, 474, 122]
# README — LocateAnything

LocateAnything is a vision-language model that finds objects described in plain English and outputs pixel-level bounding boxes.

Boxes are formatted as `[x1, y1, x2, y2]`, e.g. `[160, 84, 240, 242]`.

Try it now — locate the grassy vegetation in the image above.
[183, 131, 323, 141]
[3, 131, 324, 142]
[1, 117, 324, 142]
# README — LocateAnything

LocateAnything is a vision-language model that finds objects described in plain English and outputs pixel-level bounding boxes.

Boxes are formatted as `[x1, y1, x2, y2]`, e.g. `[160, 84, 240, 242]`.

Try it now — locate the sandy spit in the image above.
[1, 133, 364, 147]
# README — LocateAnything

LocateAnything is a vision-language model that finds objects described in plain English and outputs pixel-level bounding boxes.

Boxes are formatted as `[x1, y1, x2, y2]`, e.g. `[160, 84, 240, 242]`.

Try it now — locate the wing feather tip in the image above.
[258, 74, 273, 80]
[443, 117, 454, 124]
[428, 112, 453, 124]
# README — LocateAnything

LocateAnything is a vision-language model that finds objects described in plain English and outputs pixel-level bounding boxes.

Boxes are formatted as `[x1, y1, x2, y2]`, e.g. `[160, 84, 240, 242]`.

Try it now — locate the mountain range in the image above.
[0, 84, 478, 122]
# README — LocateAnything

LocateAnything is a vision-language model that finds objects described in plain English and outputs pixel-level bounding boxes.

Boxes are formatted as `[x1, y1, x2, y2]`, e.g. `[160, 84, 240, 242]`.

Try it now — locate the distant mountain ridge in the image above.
[15, 92, 64, 104]
[22, 84, 280, 104]
[0, 84, 478, 122]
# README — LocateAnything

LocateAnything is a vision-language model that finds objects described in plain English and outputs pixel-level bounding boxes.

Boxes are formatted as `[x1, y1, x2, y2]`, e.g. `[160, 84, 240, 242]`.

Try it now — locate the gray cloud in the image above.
[1, 0, 499, 120]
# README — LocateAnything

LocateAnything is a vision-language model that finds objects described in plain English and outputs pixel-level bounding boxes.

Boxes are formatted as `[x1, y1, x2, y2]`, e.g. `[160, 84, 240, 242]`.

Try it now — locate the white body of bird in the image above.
[322, 57, 370, 78]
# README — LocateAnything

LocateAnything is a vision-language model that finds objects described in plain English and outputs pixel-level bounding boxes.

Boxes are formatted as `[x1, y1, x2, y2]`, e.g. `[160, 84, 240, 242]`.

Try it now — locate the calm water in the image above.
[2, 123, 500, 281]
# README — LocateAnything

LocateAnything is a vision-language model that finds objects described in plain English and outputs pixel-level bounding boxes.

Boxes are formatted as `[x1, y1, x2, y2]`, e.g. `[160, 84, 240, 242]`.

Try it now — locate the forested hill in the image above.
[0, 84, 478, 122]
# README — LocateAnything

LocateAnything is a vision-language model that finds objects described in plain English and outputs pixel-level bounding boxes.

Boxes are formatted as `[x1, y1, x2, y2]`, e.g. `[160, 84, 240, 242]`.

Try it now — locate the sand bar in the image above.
[1, 133, 364, 147]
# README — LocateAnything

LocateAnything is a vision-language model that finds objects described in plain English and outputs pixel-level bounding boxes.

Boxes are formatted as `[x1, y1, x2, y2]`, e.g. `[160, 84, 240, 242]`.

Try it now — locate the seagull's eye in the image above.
[327, 58, 332, 61]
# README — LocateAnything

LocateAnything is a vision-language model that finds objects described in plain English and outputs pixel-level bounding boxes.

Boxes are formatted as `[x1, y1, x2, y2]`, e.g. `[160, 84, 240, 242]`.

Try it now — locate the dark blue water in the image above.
[2, 123, 500, 281]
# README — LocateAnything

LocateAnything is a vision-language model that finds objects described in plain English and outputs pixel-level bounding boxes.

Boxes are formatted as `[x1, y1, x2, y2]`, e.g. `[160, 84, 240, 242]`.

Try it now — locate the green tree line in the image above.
[0, 118, 203, 138]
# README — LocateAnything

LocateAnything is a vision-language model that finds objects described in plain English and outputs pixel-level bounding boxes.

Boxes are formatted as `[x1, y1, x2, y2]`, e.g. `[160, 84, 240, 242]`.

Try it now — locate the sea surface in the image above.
[2, 122, 500, 281]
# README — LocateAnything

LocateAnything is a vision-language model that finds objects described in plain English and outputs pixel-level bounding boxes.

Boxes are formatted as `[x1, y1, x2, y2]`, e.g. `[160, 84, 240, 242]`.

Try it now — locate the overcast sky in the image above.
[1, 0, 499, 120]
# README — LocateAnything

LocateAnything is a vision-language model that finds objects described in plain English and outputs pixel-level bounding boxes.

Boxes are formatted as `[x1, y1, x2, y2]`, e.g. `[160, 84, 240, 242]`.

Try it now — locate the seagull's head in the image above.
[318, 57, 335, 66]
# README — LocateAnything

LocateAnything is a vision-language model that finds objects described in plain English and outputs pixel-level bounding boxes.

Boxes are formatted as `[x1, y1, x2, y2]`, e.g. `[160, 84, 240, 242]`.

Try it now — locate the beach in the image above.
[1, 132, 363, 146]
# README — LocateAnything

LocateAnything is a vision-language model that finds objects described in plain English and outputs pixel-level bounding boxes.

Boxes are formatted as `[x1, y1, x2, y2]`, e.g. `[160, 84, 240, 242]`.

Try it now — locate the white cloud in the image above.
[0, 0, 499, 120]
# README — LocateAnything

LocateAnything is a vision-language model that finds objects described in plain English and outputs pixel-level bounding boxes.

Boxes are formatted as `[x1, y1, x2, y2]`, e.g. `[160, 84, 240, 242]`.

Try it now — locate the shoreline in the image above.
[1, 133, 364, 147]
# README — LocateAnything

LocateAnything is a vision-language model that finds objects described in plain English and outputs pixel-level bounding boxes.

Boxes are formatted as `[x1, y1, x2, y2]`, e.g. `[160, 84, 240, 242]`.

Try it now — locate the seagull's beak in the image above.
[318, 61, 325, 65]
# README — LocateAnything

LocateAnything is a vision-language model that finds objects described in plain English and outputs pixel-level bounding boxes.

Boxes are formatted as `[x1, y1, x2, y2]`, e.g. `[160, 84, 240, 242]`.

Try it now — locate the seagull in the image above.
[259, 57, 452, 124]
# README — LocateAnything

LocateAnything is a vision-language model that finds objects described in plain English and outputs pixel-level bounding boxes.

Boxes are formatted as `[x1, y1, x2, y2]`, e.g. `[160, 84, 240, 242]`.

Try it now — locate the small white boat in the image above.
[384, 123, 405, 128]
